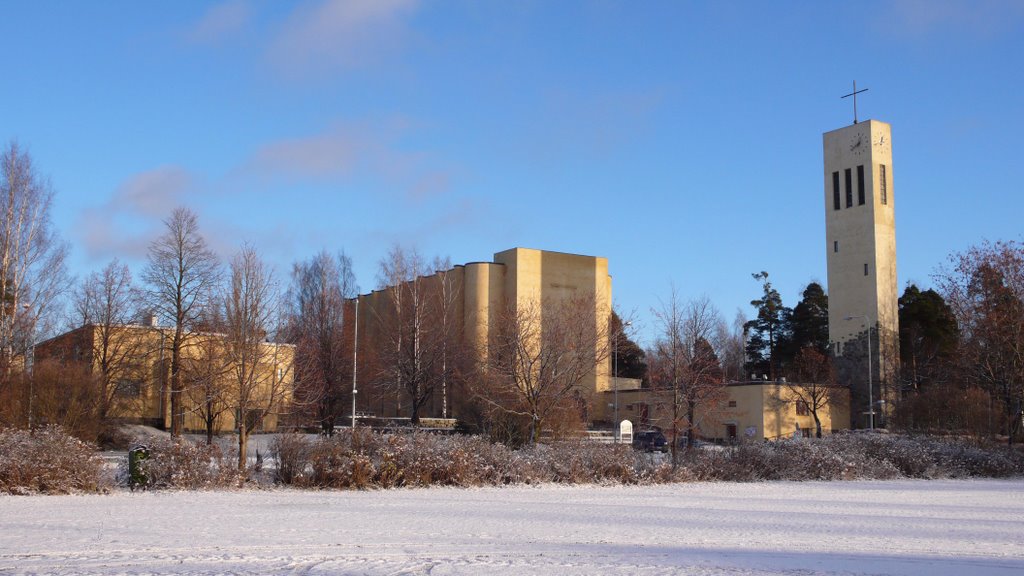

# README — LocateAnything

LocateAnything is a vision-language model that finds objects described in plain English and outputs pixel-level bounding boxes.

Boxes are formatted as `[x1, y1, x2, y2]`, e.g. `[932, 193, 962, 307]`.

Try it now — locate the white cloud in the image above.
[878, 0, 1024, 39]
[242, 121, 451, 201]
[77, 166, 195, 260]
[267, 0, 419, 75]
[186, 0, 252, 44]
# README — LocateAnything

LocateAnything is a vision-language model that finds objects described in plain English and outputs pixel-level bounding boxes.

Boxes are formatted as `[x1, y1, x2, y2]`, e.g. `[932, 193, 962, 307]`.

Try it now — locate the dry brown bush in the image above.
[0, 426, 107, 494]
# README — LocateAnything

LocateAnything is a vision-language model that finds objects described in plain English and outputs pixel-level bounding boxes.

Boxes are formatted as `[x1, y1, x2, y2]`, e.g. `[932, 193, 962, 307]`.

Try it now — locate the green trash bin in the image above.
[128, 445, 150, 491]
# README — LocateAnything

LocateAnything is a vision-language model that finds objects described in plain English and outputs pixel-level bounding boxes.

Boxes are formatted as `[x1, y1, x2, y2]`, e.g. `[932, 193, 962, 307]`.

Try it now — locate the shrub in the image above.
[270, 432, 313, 485]
[0, 426, 106, 494]
[129, 428, 1024, 491]
[133, 436, 241, 489]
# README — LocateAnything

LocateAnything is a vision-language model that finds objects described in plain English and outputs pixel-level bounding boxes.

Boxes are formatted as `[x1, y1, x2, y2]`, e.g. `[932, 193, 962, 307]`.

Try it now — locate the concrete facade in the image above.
[35, 324, 294, 433]
[823, 119, 900, 427]
[355, 247, 612, 421]
[605, 381, 850, 442]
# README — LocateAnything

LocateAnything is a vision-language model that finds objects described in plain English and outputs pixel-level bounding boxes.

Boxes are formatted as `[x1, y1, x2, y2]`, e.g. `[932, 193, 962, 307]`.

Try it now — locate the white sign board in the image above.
[618, 420, 633, 444]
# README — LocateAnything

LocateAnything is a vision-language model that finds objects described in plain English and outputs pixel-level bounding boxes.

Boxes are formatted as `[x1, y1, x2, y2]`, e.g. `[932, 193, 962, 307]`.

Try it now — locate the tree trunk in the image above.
[238, 425, 248, 471]
[686, 400, 696, 449]
[170, 328, 183, 437]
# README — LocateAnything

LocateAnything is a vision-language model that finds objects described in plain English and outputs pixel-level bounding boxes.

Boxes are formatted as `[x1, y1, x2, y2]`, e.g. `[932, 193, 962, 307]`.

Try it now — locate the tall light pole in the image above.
[613, 319, 632, 442]
[23, 303, 34, 429]
[844, 315, 873, 430]
[351, 297, 359, 430]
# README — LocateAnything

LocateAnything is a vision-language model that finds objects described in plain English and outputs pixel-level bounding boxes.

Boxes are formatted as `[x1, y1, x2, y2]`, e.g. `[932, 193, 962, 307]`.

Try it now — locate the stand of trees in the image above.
[648, 291, 729, 463]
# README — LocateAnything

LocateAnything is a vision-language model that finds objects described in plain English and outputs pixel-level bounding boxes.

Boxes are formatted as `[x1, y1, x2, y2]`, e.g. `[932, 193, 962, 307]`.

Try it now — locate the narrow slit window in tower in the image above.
[845, 168, 853, 208]
[832, 171, 840, 210]
[880, 164, 888, 205]
[857, 165, 865, 205]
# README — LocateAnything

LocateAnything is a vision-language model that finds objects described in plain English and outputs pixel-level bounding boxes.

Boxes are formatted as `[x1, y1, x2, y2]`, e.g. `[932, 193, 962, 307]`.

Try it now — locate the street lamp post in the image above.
[23, 303, 35, 429]
[844, 315, 874, 430]
[352, 297, 359, 430]
[613, 320, 632, 443]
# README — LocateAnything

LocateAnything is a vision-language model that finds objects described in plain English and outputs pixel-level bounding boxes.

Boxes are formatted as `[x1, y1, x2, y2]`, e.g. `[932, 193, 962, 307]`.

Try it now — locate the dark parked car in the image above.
[632, 430, 669, 453]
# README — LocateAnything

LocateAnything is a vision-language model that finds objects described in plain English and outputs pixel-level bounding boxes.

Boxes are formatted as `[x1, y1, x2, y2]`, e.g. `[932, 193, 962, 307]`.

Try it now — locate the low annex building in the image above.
[34, 321, 294, 434]
[603, 379, 850, 442]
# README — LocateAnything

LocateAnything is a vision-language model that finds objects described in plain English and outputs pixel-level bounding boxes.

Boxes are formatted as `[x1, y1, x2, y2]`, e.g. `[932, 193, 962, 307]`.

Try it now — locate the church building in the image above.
[823, 117, 900, 428]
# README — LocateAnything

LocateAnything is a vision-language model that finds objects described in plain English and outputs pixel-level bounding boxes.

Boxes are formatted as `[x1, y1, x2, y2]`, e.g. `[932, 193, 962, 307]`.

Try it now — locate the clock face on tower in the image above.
[849, 133, 866, 155]
[874, 134, 890, 154]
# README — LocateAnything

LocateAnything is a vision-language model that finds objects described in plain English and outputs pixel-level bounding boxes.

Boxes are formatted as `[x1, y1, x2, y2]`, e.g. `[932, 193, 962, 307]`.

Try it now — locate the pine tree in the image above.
[743, 272, 791, 380]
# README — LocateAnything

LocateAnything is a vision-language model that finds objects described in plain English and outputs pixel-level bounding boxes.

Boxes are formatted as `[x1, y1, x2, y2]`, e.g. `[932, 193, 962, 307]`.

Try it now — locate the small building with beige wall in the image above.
[601, 379, 850, 442]
[35, 323, 294, 433]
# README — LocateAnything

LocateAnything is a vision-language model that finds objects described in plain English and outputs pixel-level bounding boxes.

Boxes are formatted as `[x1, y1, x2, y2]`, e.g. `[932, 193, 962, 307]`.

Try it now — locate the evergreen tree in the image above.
[743, 272, 791, 380]
[898, 284, 958, 391]
[788, 282, 830, 357]
[610, 311, 647, 382]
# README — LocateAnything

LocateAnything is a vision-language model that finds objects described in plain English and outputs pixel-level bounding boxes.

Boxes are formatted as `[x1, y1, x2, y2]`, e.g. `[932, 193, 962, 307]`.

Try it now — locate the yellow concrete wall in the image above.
[35, 324, 295, 434]
[603, 382, 850, 442]
[356, 247, 612, 423]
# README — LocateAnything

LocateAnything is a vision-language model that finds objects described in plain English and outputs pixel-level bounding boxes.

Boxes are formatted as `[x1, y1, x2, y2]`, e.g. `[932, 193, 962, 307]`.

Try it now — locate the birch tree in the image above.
[0, 142, 69, 379]
[143, 207, 220, 436]
[372, 246, 454, 424]
[72, 259, 147, 422]
[223, 245, 291, 469]
[287, 250, 357, 434]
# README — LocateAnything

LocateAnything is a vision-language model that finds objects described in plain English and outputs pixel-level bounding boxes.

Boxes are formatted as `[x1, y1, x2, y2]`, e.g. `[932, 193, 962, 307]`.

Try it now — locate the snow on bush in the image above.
[264, 430, 1023, 489]
[0, 426, 107, 494]
[270, 430, 647, 489]
[674, 432, 1023, 482]
[5, 426, 1023, 494]
[131, 436, 242, 490]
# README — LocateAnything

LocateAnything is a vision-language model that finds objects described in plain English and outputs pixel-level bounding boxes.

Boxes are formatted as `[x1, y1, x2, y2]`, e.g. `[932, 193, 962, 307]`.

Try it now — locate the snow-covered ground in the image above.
[1, 480, 1022, 575]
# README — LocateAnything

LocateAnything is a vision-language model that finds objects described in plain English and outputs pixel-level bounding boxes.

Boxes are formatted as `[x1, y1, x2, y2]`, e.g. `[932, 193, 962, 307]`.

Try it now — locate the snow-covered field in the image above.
[1, 480, 1022, 575]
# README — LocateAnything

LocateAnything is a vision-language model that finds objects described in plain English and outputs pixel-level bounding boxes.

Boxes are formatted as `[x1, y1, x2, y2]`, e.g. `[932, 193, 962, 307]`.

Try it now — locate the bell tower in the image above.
[823, 118, 899, 428]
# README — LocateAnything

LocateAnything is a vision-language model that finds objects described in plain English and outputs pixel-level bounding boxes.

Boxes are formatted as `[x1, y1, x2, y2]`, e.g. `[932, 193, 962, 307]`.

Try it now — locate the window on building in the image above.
[845, 168, 853, 208]
[728, 400, 737, 408]
[880, 164, 888, 205]
[835, 341, 841, 355]
[864, 263, 869, 276]
[115, 380, 141, 397]
[857, 165, 865, 205]
[832, 171, 840, 210]
[833, 240, 839, 253]
[796, 400, 809, 416]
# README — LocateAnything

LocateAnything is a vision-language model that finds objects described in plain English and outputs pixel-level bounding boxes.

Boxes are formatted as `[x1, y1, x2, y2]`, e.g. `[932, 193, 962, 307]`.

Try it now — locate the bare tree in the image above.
[370, 245, 453, 424]
[287, 250, 356, 434]
[936, 239, 1024, 445]
[222, 245, 291, 470]
[142, 207, 220, 436]
[72, 259, 147, 423]
[785, 346, 847, 438]
[478, 295, 610, 444]
[183, 309, 233, 445]
[0, 142, 69, 389]
[650, 290, 728, 463]
[431, 255, 461, 419]
[718, 309, 747, 383]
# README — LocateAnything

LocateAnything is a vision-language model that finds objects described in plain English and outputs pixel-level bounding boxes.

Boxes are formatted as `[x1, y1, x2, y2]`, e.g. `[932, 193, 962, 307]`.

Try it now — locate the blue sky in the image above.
[2, 1, 1022, 345]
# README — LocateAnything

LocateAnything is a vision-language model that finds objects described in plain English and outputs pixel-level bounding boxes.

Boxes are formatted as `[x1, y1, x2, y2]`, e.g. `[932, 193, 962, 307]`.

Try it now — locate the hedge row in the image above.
[2, 426, 1022, 494]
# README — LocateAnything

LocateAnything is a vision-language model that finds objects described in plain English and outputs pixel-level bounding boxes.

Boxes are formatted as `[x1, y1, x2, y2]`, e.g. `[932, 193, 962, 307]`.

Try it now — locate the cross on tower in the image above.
[841, 81, 869, 124]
